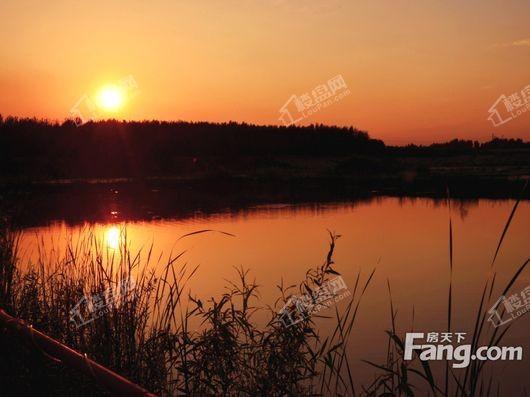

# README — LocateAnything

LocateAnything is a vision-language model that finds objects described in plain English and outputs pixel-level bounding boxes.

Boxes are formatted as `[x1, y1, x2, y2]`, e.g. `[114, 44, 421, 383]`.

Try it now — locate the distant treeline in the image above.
[0, 116, 528, 180]
[393, 137, 530, 156]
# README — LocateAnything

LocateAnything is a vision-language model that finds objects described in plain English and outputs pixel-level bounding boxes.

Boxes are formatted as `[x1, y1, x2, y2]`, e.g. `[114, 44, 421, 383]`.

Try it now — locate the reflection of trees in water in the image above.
[396, 196, 489, 221]
[449, 199, 475, 220]
[8, 184, 520, 229]
[8, 184, 378, 229]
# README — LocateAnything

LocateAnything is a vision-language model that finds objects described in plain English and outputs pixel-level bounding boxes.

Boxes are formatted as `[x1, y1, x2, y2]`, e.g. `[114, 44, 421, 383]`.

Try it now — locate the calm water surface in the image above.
[18, 197, 530, 393]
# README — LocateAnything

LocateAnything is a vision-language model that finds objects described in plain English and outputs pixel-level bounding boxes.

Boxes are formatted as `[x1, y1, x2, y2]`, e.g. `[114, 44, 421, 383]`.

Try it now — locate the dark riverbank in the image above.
[0, 118, 528, 183]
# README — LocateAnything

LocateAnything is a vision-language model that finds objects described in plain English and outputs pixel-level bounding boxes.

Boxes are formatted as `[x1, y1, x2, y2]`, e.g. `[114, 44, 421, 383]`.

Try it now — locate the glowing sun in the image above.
[97, 85, 124, 112]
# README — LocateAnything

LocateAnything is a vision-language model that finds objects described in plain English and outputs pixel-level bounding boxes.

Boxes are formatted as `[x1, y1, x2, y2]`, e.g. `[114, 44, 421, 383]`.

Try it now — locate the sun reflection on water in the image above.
[105, 226, 120, 250]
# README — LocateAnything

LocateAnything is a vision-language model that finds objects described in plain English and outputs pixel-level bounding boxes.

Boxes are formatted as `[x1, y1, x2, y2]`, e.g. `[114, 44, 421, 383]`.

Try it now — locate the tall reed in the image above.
[0, 228, 374, 396]
[362, 183, 528, 397]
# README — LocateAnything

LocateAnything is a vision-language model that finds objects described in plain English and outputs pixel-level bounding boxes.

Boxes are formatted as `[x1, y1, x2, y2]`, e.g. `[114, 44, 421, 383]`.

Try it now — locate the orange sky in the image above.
[1, 0, 529, 144]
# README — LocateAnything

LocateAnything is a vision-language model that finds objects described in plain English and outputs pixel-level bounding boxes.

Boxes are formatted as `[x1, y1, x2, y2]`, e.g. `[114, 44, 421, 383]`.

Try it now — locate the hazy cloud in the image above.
[493, 38, 530, 48]
[511, 38, 530, 47]
[270, 0, 344, 14]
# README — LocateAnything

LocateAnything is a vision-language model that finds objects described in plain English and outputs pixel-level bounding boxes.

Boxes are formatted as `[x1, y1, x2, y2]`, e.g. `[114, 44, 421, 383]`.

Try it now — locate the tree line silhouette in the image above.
[0, 116, 527, 180]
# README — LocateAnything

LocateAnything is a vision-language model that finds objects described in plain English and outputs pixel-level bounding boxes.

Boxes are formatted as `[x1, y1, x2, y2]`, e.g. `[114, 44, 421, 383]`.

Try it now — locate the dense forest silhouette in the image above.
[0, 116, 528, 180]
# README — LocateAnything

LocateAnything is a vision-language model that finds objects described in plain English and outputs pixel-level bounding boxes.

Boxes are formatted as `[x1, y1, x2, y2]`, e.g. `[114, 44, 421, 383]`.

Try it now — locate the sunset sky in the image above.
[1, 0, 529, 144]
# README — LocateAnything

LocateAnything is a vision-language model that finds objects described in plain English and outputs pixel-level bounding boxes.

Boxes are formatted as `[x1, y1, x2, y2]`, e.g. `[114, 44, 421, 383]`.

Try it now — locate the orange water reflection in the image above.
[17, 197, 530, 393]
